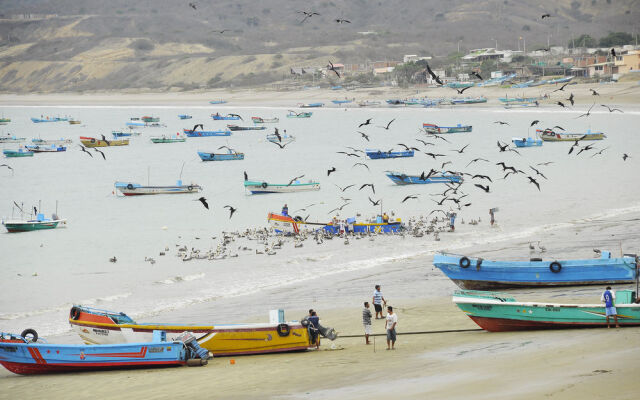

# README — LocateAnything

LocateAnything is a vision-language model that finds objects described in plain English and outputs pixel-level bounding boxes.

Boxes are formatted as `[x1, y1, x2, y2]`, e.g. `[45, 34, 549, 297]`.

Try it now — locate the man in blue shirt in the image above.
[308, 311, 320, 348]
[282, 204, 289, 216]
[601, 286, 619, 328]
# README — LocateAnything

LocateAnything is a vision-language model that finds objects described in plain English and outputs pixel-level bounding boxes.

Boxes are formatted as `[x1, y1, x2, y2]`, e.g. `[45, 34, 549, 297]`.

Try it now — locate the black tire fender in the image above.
[126, 183, 134, 190]
[261, 182, 268, 188]
[550, 261, 562, 273]
[70, 306, 81, 320]
[20, 328, 38, 343]
[188, 185, 194, 191]
[276, 323, 290, 337]
[459, 257, 471, 268]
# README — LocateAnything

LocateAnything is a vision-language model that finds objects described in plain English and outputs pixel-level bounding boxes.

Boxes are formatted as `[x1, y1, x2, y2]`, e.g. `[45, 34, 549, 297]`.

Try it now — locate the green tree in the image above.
[599, 32, 633, 47]
[572, 34, 597, 48]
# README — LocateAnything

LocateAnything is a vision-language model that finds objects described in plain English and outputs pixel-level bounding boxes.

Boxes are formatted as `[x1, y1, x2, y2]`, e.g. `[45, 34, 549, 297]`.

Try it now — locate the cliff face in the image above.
[0, 0, 637, 92]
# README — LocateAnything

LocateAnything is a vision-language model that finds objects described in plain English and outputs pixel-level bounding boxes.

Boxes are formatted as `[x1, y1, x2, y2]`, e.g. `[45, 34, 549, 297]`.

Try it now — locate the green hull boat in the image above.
[3, 218, 66, 233]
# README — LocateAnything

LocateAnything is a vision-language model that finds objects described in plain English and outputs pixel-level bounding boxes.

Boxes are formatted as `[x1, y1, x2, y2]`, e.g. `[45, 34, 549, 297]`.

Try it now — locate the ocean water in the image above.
[1, 103, 639, 338]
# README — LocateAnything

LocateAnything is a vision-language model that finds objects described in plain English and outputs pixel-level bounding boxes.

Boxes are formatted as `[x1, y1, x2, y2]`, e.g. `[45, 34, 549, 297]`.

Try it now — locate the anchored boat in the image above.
[423, 123, 472, 134]
[178, 114, 192, 120]
[80, 136, 129, 148]
[433, 251, 638, 290]
[385, 171, 463, 185]
[198, 149, 244, 161]
[286, 111, 312, 118]
[512, 137, 543, 148]
[31, 116, 68, 123]
[183, 128, 231, 137]
[3, 148, 33, 158]
[2, 202, 66, 233]
[251, 117, 279, 124]
[537, 129, 605, 142]
[211, 113, 240, 120]
[115, 180, 202, 196]
[366, 149, 414, 160]
[0, 135, 25, 143]
[31, 138, 72, 145]
[227, 125, 266, 131]
[268, 213, 404, 235]
[150, 135, 186, 143]
[244, 180, 320, 194]
[24, 144, 66, 153]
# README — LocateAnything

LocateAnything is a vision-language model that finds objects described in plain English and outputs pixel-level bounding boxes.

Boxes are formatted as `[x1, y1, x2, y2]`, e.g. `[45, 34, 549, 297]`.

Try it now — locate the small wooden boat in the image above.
[385, 171, 463, 185]
[24, 144, 66, 153]
[0, 117, 10, 125]
[3, 212, 66, 232]
[452, 289, 640, 332]
[150, 135, 186, 144]
[114, 180, 202, 196]
[178, 114, 192, 120]
[183, 128, 231, 137]
[537, 129, 605, 142]
[198, 149, 244, 161]
[141, 116, 159, 123]
[69, 306, 322, 357]
[31, 116, 68, 123]
[126, 121, 145, 127]
[298, 102, 324, 108]
[266, 133, 295, 145]
[450, 96, 487, 104]
[251, 117, 279, 124]
[68, 119, 81, 125]
[0, 135, 26, 143]
[112, 130, 141, 138]
[358, 100, 381, 107]
[0, 329, 208, 375]
[211, 113, 240, 120]
[268, 213, 404, 235]
[331, 99, 353, 105]
[244, 180, 320, 194]
[365, 149, 414, 160]
[423, 123, 472, 134]
[3, 148, 33, 158]
[80, 136, 129, 148]
[209, 100, 227, 104]
[512, 137, 543, 147]
[227, 125, 266, 131]
[286, 111, 312, 118]
[31, 138, 72, 145]
[504, 102, 539, 109]
[433, 251, 638, 290]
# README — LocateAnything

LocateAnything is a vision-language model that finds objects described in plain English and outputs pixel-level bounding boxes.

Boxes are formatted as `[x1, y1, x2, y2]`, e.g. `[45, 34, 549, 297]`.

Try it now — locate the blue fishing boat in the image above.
[510, 80, 534, 88]
[433, 251, 638, 290]
[178, 114, 192, 120]
[331, 99, 353, 104]
[209, 100, 227, 104]
[450, 96, 487, 105]
[227, 125, 266, 131]
[366, 149, 414, 160]
[126, 121, 145, 127]
[298, 102, 324, 108]
[504, 102, 539, 109]
[183, 128, 231, 137]
[512, 137, 543, 147]
[112, 130, 141, 138]
[30, 116, 68, 123]
[423, 123, 472, 134]
[198, 149, 244, 161]
[385, 171, 463, 185]
[24, 145, 66, 153]
[211, 113, 240, 120]
[498, 96, 541, 103]
[547, 76, 574, 85]
[0, 330, 209, 375]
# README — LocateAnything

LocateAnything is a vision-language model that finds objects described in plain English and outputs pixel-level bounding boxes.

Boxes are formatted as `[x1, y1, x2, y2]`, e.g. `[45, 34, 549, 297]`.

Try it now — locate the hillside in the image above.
[0, 0, 638, 92]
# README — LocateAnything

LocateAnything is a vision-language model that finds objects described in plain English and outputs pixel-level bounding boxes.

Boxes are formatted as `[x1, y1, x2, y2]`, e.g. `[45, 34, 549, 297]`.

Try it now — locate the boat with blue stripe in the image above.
[366, 149, 414, 160]
[385, 171, 463, 185]
[298, 102, 324, 108]
[183, 128, 231, 137]
[211, 113, 240, 120]
[331, 99, 353, 104]
[268, 213, 404, 234]
[423, 123, 472, 134]
[512, 137, 543, 147]
[178, 114, 192, 119]
[433, 251, 638, 290]
[31, 116, 68, 123]
[198, 149, 244, 161]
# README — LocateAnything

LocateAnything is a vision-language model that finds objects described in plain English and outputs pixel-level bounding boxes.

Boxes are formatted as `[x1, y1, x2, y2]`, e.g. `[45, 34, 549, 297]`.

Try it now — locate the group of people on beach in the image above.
[362, 285, 397, 350]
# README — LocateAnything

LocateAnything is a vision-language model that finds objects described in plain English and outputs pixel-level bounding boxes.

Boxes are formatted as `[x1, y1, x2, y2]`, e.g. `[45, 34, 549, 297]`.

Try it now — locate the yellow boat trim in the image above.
[69, 319, 214, 331]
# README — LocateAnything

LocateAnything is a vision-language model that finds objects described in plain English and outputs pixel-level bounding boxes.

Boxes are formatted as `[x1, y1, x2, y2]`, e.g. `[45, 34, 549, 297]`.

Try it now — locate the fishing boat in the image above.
[0, 117, 10, 125]
[141, 116, 160, 123]
[24, 144, 66, 153]
[227, 125, 266, 131]
[244, 180, 320, 194]
[433, 251, 638, 290]
[268, 213, 404, 235]
[3, 148, 33, 158]
[211, 113, 240, 120]
[504, 102, 539, 109]
[0, 329, 209, 375]
[198, 149, 244, 161]
[537, 129, 605, 142]
[358, 100, 382, 107]
[114, 180, 202, 196]
[112, 130, 141, 138]
[2, 212, 66, 233]
[298, 102, 324, 108]
[178, 114, 192, 120]
[512, 137, 543, 147]
[150, 135, 186, 144]
[385, 171, 463, 185]
[68, 306, 327, 356]
[68, 119, 81, 125]
[365, 149, 414, 160]
[451, 289, 640, 332]
[126, 121, 145, 127]
[266, 133, 295, 145]
[423, 123, 472, 134]
[31, 138, 72, 145]
[0, 135, 26, 144]
[183, 128, 231, 137]
[449, 96, 487, 105]
[80, 136, 129, 148]
[251, 116, 279, 124]
[386, 99, 406, 105]
[331, 99, 353, 105]
[547, 76, 574, 85]
[209, 100, 227, 104]
[498, 96, 542, 103]
[510, 80, 535, 88]
[286, 111, 312, 118]
[30, 116, 68, 123]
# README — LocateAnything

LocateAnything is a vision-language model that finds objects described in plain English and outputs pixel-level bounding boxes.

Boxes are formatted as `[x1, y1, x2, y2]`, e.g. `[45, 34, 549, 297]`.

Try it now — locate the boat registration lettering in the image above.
[0, 346, 17, 352]
[148, 347, 165, 353]
[92, 328, 109, 336]
[472, 304, 492, 311]
[545, 307, 561, 312]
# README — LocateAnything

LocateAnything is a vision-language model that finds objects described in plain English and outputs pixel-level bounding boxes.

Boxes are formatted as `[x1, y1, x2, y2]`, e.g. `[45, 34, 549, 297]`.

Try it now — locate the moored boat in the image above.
[449, 96, 487, 105]
[227, 125, 266, 131]
[286, 111, 312, 118]
[69, 306, 326, 356]
[251, 117, 279, 124]
[112, 130, 141, 138]
[423, 123, 472, 134]
[244, 180, 320, 194]
[0, 329, 208, 375]
[183, 128, 231, 137]
[266, 133, 295, 145]
[537, 129, 605, 142]
[115, 180, 202, 196]
[268, 213, 404, 235]
[3, 148, 33, 158]
[68, 119, 81, 125]
[150, 135, 186, 144]
[141, 116, 160, 123]
[211, 113, 240, 120]
[31, 116, 68, 123]
[31, 138, 72, 145]
[358, 100, 382, 107]
[385, 171, 463, 185]
[2, 212, 66, 233]
[433, 251, 638, 290]
[198, 149, 244, 161]
[178, 114, 192, 120]
[452, 289, 640, 332]
[331, 99, 353, 105]
[80, 136, 129, 148]
[0, 135, 26, 144]
[24, 144, 66, 153]
[298, 102, 324, 108]
[209, 100, 227, 104]
[0, 117, 10, 125]
[512, 137, 543, 147]
[366, 149, 414, 160]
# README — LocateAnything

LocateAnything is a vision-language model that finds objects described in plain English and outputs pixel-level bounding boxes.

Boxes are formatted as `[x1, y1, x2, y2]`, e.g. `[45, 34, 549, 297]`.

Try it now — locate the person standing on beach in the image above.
[385, 306, 397, 350]
[601, 286, 619, 328]
[449, 212, 456, 231]
[489, 208, 495, 226]
[373, 285, 386, 319]
[308, 311, 321, 348]
[362, 302, 373, 344]
[282, 204, 289, 216]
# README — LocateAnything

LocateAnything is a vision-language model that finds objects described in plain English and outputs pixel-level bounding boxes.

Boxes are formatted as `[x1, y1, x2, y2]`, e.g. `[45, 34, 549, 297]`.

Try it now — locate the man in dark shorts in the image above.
[385, 306, 397, 350]
[372, 285, 386, 319]
[308, 311, 320, 348]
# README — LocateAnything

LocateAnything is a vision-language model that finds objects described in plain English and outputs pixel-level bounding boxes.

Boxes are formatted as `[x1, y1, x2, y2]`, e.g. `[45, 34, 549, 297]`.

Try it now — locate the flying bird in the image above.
[424, 152, 446, 159]
[327, 167, 336, 176]
[378, 118, 395, 130]
[368, 197, 380, 206]
[472, 174, 492, 182]
[270, 140, 292, 149]
[496, 162, 517, 173]
[441, 161, 452, 169]
[298, 10, 320, 23]
[552, 125, 565, 131]
[415, 139, 434, 146]
[357, 131, 370, 141]
[589, 88, 599, 96]
[474, 184, 490, 193]
[401, 195, 418, 203]
[427, 209, 447, 217]
[328, 202, 350, 214]
[189, 2, 197, 10]
[452, 144, 470, 154]
[529, 166, 547, 179]
[352, 162, 370, 171]
[497, 141, 509, 152]
[466, 158, 489, 167]
[590, 147, 610, 158]
[622, 153, 630, 161]
[530, 120, 540, 127]
[244, 171, 248, 181]
[552, 82, 571, 92]
[228, 113, 243, 121]
[470, 71, 483, 80]
[541, 13, 551, 19]
[93, 148, 106, 160]
[192, 123, 204, 132]
[79, 144, 93, 158]
[601, 104, 623, 113]
[224, 205, 237, 219]
[100, 134, 111, 145]
[195, 197, 209, 209]
[456, 86, 470, 94]
[359, 183, 375, 194]
[537, 161, 554, 166]
[212, 29, 230, 34]
[335, 184, 354, 192]
[328, 60, 341, 78]
[358, 119, 372, 128]
[527, 176, 541, 191]
[425, 63, 443, 85]
[335, 18, 351, 23]
[556, 101, 565, 108]
[567, 93, 574, 106]
[576, 103, 595, 119]
[288, 175, 305, 186]
[576, 144, 595, 156]
[0, 164, 13, 173]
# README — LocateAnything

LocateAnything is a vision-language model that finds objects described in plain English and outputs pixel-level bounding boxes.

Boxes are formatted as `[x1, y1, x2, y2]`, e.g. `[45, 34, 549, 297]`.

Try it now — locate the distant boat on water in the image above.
[209, 100, 227, 104]
[423, 123, 472, 134]
[31, 116, 68, 123]
[80, 136, 129, 147]
[286, 111, 312, 118]
[512, 137, 543, 147]
[150, 135, 186, 144]
[2, 201, 66, 233]
[0, 135, 26, 143]
[244, 180, 320, 194]
[31, 138, 72, 145]
[3, 148, 33, 158]
[211, 113, 240, 120]
[366, 149, 414, 160]
[178, 114, 192, 120]
[198, 149, 244, 161]
[298, 102, 324, 108]
[24, 144, 66, 153]
[251, 116, 279, 124]
[0, 117, 10, 125]
[537, 129, 605, 142]
[183, 128, 231, 137]
[114, 180, 202, 196]
[385, 171, 463, 185]
[227, 125, 266, 131]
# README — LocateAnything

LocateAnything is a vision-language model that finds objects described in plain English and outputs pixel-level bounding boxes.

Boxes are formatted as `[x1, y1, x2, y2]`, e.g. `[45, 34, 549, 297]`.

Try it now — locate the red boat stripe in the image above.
[28, 348, 47, 364]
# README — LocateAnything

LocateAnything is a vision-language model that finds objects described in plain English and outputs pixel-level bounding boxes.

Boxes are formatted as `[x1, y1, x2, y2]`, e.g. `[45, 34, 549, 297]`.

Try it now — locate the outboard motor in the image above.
[301, 316, 338, 341]
[174, 332, 211, 362]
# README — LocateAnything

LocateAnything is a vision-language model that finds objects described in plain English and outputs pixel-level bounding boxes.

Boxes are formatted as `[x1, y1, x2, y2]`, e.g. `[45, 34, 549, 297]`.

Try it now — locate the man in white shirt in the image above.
[385, 306, 397, 350]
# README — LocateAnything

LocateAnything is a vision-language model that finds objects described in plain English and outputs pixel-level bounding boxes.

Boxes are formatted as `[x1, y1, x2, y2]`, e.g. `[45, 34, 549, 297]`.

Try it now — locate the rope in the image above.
[336, 328, 482, 339]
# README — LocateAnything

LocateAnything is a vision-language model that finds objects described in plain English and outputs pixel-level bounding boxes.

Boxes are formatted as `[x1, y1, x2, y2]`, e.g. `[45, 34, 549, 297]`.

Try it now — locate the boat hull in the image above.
[286, 112, 312, 118]
[115, 182, 202, 196]
[3, 150, 33, 157]
[512, 138, 543, 147]
[537, 130, 605, 142]
[80, 137, 129, 147]
[150, 137, 185, 143]
[183, 129, 231, 137]
[198, 151, 244, 161]
[366, 150, 414, 159]
[433, 253, 637, 289]
[3, 219, 65, 233]
[244, 181, 320, 194]
[251, 117, 279, 123]
[227, 125, 266, 131]
[385, 172, 463, 185]
[423, 124, 472, 134]
[267, 213, 404, 234]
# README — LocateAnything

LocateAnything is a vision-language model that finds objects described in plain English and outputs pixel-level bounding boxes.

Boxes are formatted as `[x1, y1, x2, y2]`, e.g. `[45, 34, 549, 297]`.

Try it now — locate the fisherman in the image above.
[601, 286, 619, 328]
[308, 311, 320, 349]
[382, 213, 389, 223]
[282, 204, 289, 216]
[449, 212, 456, 231]
[362, 302, 372, 344]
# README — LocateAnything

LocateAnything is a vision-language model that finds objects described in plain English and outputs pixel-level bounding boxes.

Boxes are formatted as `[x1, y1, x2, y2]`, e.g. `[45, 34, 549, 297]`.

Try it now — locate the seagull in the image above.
[601, 104, 623, 113]
[425, 63, 443, 85]
[556, 101, 566, 108]
[335, 184, 354, 192]
[100, 134, 111, 145]
[590, 147, 610, 158]
[328, 202, 350, 214]
[497, 141, 509, 152]
[589, 88, 600, 96]
[189, 2, 197, 10]
[352, 162, 369, 171]
[576, 144, 595, 156]
[357, 131, 370, 141]
[327, 167, 336, 176]
[244, 171, 248, 181]
[359, 183, 375, 194]
[401, 195, 418, 203]
[328, 60, 341, 78]
[368, 197, 380, 206]
[494, 121, 510, 126]
[191, 123, 204, 132]
[470, 71, 483, 80]
[552, 125, 565, 131]
[288, 175, 305, 186]
[527, 176, 541, 191]
[335, 18, 351, 23]
[1, 164, 14, 172]
[228, 113, 243, 121]
[358, 119, 372, 128]
[529, 166, 547, 179]
[93, 147, 106, 160]
[452, 144, 470, 154]
[224, 205, 237, 219]
[466, 158, 489, 167]
[427, 209, 447, 217]
[472, 174, 492, 182]
[530, 120, 540, 127]
[271, 141, 292, 149]
[378, 118, 395, 130]
[424, 152, 446, 159]
[541, 13, 551, 19]
[79, 144, 93, 158]
[195, 197, 209, 209]
[297, 10, 320, 23]
[576, 103, 595, 119]
[456, 86, 471, 94]
[567, 93, 574, 106]
[552, 82, 571, 92]
[416, 139, 434, 146]
[474, 184, 490, 193]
